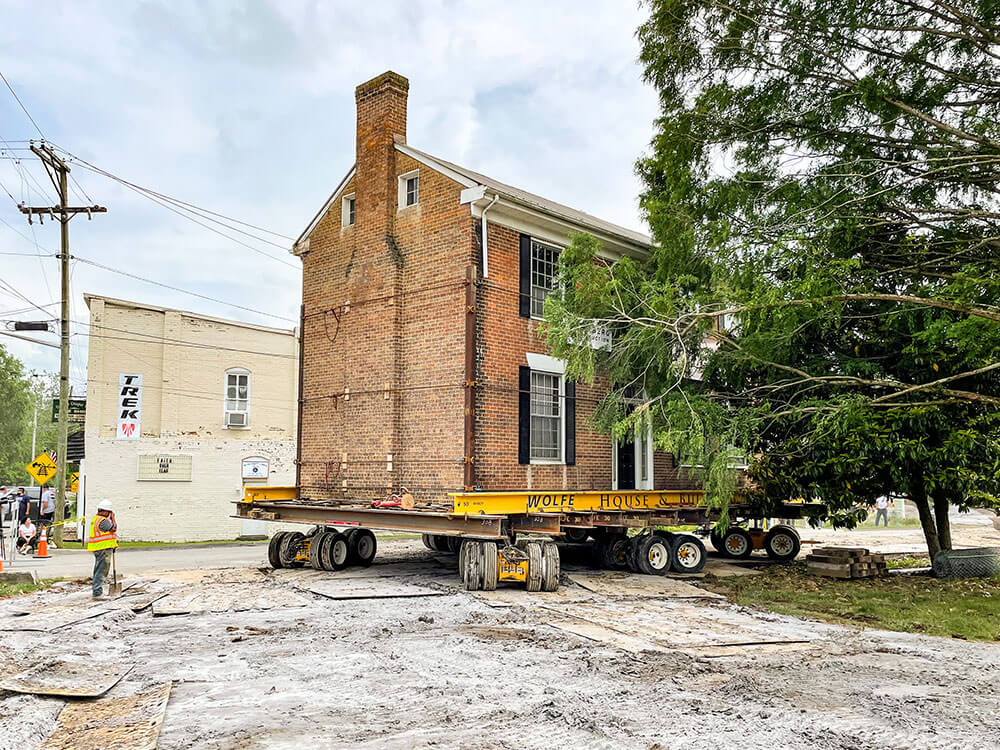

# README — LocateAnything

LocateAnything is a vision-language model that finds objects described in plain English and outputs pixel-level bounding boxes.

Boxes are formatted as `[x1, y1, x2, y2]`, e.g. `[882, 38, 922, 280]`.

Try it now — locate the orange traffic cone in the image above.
[33, 527, 51, 559]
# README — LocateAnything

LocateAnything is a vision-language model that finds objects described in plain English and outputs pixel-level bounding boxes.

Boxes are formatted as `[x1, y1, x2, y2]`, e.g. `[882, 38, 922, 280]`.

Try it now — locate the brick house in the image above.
[293, 71, 690, 504]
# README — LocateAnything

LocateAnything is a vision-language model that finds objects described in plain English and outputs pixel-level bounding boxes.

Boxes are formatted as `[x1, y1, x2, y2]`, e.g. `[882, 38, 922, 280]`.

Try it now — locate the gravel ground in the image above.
[1, 539, 998, 750]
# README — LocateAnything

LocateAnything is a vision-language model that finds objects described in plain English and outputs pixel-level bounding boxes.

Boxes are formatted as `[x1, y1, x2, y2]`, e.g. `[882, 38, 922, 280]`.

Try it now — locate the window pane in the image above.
[227, 385, 237, 398]
[348, 198, 356, 224]
[530, 240, 559, 317]
[529, 371, 562, 460]
[406, 176, 418, 205]
[227, 374, 237, 387]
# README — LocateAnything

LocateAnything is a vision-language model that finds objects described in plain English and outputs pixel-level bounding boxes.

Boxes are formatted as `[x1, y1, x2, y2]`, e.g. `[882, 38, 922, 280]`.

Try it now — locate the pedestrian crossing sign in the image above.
[26, 452, 57, 485]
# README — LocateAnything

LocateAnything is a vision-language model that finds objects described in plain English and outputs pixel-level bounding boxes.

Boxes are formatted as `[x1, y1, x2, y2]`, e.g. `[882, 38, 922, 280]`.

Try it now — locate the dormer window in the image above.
[342, 193, 356, 227]
[398, 170, 419, 209]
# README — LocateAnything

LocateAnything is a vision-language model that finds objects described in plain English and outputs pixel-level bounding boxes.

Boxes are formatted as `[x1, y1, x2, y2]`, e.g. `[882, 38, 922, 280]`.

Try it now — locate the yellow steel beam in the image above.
[244, 485, 298, 502]
[452, 489, 705, 515]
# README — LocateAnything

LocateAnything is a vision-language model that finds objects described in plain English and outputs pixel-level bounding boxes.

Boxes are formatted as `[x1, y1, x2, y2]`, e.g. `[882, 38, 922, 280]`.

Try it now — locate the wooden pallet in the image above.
[805, 547, 887, 579]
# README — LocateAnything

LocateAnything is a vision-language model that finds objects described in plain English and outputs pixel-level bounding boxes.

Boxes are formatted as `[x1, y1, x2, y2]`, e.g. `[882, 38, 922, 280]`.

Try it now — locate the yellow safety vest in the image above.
[88, 513, 118, 551]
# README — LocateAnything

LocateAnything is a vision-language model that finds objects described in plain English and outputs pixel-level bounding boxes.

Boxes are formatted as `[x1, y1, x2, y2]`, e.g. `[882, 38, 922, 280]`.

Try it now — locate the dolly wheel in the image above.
[481, 542, 498, 591]
[267, 532, 287, 569]
[541, 542, 561, 592]
[626, 535, 645, 573]
[671, 534, 707, 573]
[708, 527, 723, 552]
[350, 529, 377, 567]
[327, 533, 350, 570]
[525, 541, 544, 592]
[638, 535, 672, 575]
[279, 531, 305, 568]
[308, 532, 328, 569]
[463, 541, 483, 590]
[599, 533, 630, 570]
[421, 533, 435, 550]
[764, 525, 801, 561]
[563, 527, 589, 544]
[720, 527, 753, 560]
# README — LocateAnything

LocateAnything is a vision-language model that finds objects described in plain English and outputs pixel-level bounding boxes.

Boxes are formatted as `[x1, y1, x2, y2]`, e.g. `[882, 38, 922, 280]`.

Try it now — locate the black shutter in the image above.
[519, 234, 531, 318]
[564, 380, 576, 465]
[518, 366, 531, 464]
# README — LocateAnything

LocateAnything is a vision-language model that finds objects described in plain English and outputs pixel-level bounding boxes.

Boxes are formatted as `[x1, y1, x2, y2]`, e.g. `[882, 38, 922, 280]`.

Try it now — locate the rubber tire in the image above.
[267, 532, 287, 569]
[463, 541, 482, 590]
[626, 535, 645, 573]
[638, 535, 672, 575]
[541, 542, 561, 591]
[480, 541, 498, 591]
[764, 525, 801, 561]
[671, 534, 707, 573]
[279, 531, 305, 568]
[327, 532, 350, 570]
[719, 527, 753, 560]
[421, 533, 435, 550]
[308, 532, 328, 569]
[457, 540, 467, 573]
[709, 527, 723, 553]
[563, 527, 589, 544]
[446, 536, 463, 555]
[525, 541, 544, 592]
[349, 528, 377, 567]
[600, 533, 630, 570]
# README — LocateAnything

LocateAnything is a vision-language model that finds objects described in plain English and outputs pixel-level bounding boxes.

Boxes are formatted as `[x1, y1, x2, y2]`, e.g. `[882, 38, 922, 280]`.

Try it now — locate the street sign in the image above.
[26, 451, 58, 485]
[69, 472, 79, 493]
[52, 398, 87, 424]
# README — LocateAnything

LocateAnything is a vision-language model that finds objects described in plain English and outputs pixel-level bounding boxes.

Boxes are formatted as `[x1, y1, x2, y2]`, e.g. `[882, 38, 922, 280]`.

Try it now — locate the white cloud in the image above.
[0, 0, 658, 381]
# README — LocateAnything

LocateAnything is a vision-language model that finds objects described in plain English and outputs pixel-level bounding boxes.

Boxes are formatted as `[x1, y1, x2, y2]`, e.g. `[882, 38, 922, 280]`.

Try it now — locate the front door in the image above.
[616, 439, 636, 490]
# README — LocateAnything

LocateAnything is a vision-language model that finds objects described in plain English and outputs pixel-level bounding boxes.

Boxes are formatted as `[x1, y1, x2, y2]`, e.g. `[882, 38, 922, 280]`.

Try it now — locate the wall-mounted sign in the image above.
[52, 398, 87, 424]
[117, 373, 142, 440]
[137, 454, 192, 481]
[242, 457, 270, 480]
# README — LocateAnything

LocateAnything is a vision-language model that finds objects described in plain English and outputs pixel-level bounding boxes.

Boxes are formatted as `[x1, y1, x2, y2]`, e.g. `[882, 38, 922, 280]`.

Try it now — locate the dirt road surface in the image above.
[1, 539, 998, 750]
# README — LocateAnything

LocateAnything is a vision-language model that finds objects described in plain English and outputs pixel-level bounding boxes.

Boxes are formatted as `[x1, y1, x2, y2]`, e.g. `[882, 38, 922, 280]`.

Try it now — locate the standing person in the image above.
[874, 496, 891, 527]
[39, 487, 55, 531]
[17, 516, 37, 554]
[88, 501, 118, 599]
[16, 488, 29, 524]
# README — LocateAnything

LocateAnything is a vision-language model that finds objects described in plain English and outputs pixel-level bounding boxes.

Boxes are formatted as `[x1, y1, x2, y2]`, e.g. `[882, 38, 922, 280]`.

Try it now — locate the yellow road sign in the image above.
[69, 472, 79, 493]
[26, 452, 57, 485]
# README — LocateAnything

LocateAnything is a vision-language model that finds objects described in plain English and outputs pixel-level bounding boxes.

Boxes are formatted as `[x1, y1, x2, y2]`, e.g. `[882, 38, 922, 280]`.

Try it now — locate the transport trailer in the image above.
[237, 487, 823, 592]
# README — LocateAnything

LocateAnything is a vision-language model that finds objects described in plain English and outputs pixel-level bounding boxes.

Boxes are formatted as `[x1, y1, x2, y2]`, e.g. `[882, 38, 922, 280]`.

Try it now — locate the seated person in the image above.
[17, 517, 38, 554]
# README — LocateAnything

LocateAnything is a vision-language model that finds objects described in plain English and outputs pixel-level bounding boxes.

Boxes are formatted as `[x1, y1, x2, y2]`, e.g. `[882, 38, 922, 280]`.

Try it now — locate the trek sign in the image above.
[116, 373, 143, 440]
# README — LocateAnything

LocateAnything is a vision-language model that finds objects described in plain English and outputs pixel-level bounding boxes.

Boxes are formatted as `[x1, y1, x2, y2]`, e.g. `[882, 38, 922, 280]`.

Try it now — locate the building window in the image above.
[224, 368, 250, 428]
[530, 239, 560, 318]
[398, 170, 419, 209]
[530, 370, 562, 461]
[342, 193, 355, 227]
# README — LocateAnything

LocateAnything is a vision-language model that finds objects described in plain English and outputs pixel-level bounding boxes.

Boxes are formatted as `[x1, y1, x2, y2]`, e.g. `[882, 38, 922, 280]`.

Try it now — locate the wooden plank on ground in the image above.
[568, 572, 724, 600]
[37, 682, 172, 750]
[152, 584, 309, 616]
[0, 661, 132, 698]
[306, 579, 445, 600]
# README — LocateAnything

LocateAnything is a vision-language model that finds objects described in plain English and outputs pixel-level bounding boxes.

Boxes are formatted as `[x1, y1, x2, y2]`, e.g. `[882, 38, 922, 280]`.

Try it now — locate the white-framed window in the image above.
[398, 170, 419, 209]
[224, 368, 251, 429]
[530, 239, 560, 318]
[341, 193, 355, 227]
[530, 370, 563, 462]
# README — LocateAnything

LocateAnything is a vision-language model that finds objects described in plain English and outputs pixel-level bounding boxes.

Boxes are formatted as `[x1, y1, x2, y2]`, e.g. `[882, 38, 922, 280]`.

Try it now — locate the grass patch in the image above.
[0, 578, 59, 599]
[709, 564, 1000, 642]
[886, 555, 931, 569]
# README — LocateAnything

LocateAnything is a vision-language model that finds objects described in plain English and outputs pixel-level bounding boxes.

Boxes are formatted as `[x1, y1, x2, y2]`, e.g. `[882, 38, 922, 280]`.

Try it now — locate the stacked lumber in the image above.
[805, 547, 887, 579]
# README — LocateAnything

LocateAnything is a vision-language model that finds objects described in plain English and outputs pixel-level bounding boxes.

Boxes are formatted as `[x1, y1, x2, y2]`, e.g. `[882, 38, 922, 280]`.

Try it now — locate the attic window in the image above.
[342, 193, 356, 227]
[398, 170, 419, 209]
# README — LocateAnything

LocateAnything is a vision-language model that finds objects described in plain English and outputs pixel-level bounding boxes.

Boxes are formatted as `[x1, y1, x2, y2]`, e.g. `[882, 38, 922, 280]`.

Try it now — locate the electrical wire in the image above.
[0, 69, 44, 138]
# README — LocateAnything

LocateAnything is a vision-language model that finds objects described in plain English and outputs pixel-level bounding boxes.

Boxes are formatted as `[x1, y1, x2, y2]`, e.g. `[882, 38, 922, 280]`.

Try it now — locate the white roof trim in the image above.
[394, 143, 477, 188]
[293, 166, 356, 253]
[526, 352, 566, 374]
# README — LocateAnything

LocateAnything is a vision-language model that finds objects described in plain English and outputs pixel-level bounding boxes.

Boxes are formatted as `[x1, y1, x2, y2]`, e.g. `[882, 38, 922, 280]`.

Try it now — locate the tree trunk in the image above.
[934, 494, 953, 551]
[909, 469, 940, 559]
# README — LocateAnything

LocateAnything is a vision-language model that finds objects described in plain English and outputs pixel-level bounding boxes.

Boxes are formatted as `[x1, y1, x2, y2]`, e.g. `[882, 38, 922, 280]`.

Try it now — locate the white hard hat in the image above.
[97, 500, 113, 512]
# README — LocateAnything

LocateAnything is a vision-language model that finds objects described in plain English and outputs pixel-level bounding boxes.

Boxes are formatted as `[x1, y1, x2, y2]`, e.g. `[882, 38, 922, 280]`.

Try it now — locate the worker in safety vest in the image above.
[89, 500, 118, 599]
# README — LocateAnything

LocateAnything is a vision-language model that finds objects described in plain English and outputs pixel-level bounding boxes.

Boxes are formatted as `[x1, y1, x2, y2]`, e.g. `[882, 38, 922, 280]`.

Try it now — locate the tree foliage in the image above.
[544, 0, 1000, 557]
[0, 344, 32, 484]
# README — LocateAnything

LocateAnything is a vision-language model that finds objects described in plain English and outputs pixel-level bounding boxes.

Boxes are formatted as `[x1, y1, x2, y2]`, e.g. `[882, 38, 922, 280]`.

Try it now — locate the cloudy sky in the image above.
[0, 1, 658, 390]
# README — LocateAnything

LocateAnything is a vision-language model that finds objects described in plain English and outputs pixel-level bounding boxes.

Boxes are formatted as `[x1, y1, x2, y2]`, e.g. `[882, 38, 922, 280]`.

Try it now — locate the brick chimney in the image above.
[355, 72, 408, 235]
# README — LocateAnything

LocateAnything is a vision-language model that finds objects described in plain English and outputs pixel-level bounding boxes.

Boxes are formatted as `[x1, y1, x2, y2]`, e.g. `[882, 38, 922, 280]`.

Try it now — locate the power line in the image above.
[72, 255, 297, 324]
[0, 69, 44, 138]
[51, 145, 297, 243]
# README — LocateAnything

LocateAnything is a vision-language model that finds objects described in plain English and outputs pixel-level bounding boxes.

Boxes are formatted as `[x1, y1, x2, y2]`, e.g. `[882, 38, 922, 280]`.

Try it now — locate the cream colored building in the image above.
[83, 294, 299, 541]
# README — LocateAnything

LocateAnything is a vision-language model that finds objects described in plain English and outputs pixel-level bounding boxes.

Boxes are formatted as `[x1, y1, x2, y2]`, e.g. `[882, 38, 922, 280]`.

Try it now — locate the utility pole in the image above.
[18, 141, 105, 545]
